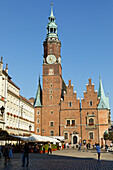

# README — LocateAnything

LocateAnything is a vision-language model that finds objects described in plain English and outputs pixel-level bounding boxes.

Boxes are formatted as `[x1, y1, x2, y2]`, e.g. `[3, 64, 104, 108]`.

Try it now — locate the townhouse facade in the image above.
[0, 57, 34, 136]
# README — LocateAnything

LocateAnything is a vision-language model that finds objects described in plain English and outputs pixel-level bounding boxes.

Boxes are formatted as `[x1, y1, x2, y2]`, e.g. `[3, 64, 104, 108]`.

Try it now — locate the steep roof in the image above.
[34, 77, 42, 107]
[97, 76, 110, 109]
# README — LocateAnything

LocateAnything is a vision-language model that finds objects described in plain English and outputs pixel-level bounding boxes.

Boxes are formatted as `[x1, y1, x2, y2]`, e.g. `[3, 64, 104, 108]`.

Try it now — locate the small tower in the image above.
[0, 57, 3, 76]
[97, 76, 111, 146]
[97, 76, 110, 109]
[34, 76, 42, 135]
[34, 76, 42, 107]
[0, 57, 3, 99]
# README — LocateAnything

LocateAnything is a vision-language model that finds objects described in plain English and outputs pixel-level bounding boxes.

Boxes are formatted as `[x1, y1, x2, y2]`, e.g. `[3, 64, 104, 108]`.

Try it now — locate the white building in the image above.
[0, 57, 34, 136]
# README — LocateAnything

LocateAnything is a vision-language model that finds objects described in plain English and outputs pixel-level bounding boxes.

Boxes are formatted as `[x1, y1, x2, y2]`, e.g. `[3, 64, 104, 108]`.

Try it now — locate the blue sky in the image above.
[0, 0, 113, 120]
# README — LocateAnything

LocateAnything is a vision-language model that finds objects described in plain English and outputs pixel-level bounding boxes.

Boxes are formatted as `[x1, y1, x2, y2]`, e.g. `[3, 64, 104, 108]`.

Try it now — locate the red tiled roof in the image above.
[20, 95, 34, 107]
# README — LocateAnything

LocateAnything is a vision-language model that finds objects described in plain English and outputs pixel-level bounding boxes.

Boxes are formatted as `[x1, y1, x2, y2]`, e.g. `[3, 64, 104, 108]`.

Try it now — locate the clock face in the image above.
[58, 57, 61, 64]
[46, 55, 56, 64]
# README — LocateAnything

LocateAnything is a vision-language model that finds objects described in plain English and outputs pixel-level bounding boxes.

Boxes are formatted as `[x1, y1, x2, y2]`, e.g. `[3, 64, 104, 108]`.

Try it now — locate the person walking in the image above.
[22, 143, 29, 167]
[96, 143, 101, 162]
[3, 143, 9, 166]
[8, 144, 13, 162]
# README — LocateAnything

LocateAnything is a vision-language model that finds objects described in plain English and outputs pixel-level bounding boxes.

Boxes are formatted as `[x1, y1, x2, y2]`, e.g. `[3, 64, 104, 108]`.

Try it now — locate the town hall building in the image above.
[34, 4, 111, 146]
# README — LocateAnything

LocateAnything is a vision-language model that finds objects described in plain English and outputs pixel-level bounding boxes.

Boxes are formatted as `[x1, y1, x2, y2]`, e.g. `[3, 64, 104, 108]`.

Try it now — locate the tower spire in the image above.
[46, 3, 58, 39]
[50, 2, 54, 17]
[97, 76, 110, 109]
[34, 76, 42, 107]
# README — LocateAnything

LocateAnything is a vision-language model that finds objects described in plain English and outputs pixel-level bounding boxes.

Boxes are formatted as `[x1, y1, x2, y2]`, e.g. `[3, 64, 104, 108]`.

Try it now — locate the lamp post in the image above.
[0, 106, 5, 116]
[29, 125, 32, 136]
[0, 106, 5, 130]
[42, 129, 44, 134]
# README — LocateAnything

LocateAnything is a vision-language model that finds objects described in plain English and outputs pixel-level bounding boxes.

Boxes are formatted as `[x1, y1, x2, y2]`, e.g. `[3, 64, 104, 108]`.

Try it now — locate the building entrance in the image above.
[73, 136, 77, 144]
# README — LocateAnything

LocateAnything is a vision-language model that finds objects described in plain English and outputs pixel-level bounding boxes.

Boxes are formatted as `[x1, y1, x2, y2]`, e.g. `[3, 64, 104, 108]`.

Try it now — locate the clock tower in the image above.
[42, 3, 62, 136]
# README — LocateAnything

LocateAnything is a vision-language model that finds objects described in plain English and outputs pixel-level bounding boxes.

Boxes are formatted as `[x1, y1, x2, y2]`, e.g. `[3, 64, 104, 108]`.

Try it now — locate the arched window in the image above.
[89, 118, 94, 125]
[37, 119, 39, 124]
[89, 132, 93, 139]
[64, 133, 68, 139]
[50, 131, 54, 136]
[37, 110, 40, 115]
[37, 128, 39, 133]
[90, 101, 92, 106]
[69, 102, 72, 107]
[50, 28, 53, 33]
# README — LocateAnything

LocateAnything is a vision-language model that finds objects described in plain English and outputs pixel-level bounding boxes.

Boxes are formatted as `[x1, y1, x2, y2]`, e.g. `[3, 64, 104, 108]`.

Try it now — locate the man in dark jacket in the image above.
[22, 143, 29, 167]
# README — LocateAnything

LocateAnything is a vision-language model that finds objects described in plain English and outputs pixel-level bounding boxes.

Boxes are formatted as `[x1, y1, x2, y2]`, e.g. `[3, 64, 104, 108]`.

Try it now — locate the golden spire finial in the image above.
[51, 0, 53, 5]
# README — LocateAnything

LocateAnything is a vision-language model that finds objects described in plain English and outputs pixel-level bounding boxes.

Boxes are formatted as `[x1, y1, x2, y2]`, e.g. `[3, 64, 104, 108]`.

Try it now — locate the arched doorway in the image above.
[73, 136, 77, 144]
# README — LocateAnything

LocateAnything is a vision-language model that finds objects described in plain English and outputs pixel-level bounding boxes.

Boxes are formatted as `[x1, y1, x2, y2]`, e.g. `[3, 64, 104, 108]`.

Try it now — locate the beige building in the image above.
[0, 57, 34, 136]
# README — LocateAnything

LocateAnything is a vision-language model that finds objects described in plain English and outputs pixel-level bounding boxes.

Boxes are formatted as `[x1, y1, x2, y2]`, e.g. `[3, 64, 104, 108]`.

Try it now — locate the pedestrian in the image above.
[48, 143, 52, 154]
[22, 143, 29, 167]
[0, 145, 2, 158]
[86, 143, 88, 150]
[8, 143, 13, 162]
[65, 143, 68, 149]
[59, 142, 61, 150]
[83, 144, 86, 152]
[3, 143, 9, 166]
[93, 144, 95, 149]
[96, 143, 101, 162]
[78, 143, 81, 151]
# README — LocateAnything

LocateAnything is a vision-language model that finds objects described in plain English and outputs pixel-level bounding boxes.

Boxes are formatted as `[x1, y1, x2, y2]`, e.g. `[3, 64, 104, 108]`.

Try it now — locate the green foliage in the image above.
[103, 133, 109, 140]
[109, 132, 113, 142]
[51, 144, 57, 149]
[44, 144, 49, 150]
[39, 145, 43, 151]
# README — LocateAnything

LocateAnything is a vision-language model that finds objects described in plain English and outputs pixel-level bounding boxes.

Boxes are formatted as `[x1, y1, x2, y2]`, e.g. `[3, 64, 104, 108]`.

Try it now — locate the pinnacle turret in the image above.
[34, 76, 42, 107]
[97, 76, 110, 109]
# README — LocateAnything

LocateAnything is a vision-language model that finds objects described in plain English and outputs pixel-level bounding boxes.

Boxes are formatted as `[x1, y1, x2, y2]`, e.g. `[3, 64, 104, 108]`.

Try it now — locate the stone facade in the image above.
[0, 57, 35, 137]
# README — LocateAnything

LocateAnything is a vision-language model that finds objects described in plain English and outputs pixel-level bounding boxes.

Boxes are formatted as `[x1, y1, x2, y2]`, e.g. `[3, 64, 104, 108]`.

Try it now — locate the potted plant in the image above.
[44, 144, 49, 153]
[39, 145, 43, 154]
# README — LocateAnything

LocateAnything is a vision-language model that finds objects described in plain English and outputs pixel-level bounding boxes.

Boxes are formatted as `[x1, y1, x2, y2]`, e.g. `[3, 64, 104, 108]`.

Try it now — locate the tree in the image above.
[103, 132, 109, 145]
[109, 132, 113, 142]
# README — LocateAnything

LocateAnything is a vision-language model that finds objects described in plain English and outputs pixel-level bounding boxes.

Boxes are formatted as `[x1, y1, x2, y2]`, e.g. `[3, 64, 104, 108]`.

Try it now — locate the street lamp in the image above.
[0, 106, 5, 116]
[29, 125, 32, 131]
[29, 125, 32, 136]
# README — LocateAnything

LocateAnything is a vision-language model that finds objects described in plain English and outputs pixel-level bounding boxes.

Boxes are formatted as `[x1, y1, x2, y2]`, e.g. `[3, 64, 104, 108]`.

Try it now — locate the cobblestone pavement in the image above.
[0, 149, 113, 170]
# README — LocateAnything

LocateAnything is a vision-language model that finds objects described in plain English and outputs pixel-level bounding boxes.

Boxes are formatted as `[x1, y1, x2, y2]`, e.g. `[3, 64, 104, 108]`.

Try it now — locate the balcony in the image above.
[86, 124, 97, 129]
[66, 124, 70, 127]
[89, 123, 94, 126]
[71, 124, 75, 126]
[66, 124, 76, 128]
